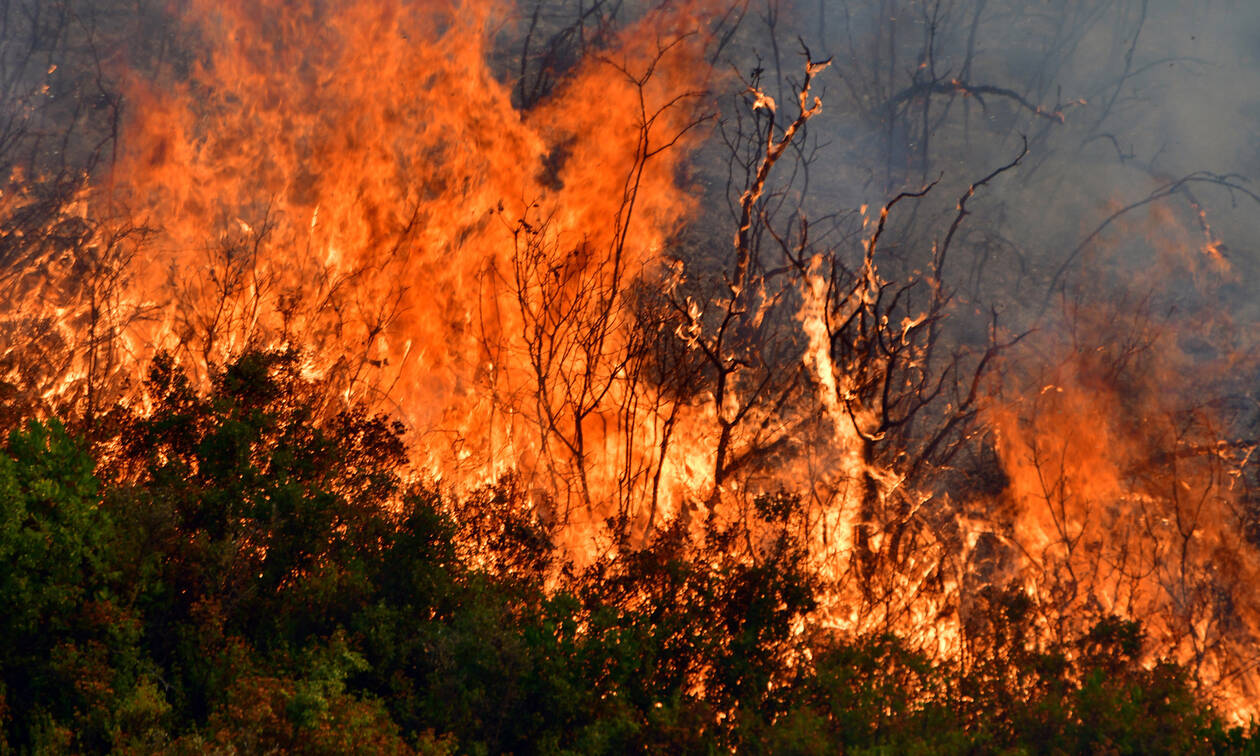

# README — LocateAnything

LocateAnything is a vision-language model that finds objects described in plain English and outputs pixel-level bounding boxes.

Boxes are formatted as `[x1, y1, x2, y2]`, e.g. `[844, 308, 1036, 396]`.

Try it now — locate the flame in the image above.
[4, 0, 1260, 724]
[984, 216, 1260, 719]
[95, 0, 724, 531]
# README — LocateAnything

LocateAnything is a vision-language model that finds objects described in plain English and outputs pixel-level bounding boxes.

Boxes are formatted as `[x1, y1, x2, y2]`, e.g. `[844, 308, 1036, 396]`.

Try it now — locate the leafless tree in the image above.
[498, 31, 712, 524]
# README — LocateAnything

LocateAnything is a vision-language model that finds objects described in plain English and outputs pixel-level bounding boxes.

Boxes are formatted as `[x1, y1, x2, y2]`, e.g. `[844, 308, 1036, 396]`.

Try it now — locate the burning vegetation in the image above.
[2, 0, 1260, 750]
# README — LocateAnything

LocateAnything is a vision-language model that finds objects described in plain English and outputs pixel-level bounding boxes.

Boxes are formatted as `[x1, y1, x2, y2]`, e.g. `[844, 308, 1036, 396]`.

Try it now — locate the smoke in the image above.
[715, 0, 1260, 296]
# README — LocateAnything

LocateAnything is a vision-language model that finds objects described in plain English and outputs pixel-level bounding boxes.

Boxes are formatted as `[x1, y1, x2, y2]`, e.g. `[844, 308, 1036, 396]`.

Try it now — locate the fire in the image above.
[985, 214, 1260, 718]
[4, 0, 1260, 725]
[101, 0, 721, 530]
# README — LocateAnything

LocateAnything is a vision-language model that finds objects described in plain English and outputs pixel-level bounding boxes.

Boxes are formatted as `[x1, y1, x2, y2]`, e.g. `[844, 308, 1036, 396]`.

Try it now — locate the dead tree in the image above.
[502, 31, 712, 524]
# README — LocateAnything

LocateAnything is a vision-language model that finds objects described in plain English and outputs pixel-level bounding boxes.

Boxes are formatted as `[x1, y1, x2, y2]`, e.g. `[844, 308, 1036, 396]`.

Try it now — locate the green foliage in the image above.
[0, 351, 1251, 753]
[0, 420, 158, 751]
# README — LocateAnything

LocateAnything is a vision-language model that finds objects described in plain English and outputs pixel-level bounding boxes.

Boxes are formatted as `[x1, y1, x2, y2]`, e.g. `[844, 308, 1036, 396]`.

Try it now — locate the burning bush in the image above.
[0, 350, 1248, 751]
[2, 0, 1260, 740]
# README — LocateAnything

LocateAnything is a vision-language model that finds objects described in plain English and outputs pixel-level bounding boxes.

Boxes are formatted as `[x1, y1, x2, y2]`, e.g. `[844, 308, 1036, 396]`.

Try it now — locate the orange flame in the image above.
[99, 0, 724, 532]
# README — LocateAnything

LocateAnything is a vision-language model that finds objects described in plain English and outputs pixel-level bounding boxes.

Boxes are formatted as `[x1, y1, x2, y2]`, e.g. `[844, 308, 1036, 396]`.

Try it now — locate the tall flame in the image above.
[104, 0, 720, 528]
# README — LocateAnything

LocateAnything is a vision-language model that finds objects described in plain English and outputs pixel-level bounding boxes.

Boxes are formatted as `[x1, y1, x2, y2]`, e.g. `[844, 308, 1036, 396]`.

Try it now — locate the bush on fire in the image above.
[0, 351, 1248, 753]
